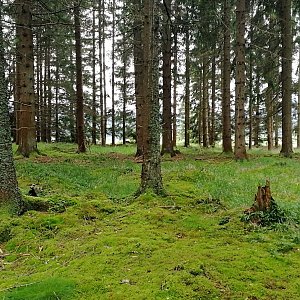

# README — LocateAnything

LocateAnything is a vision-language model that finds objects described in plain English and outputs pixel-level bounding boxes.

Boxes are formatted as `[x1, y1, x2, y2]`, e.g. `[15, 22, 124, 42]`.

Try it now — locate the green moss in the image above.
[1, 144, 300, 299]
[0, 277, 75, 300]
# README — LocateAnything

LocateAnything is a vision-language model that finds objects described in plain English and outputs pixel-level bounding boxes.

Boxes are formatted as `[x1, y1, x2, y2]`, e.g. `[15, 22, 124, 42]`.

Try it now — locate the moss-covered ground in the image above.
[1, 143, 300, 299]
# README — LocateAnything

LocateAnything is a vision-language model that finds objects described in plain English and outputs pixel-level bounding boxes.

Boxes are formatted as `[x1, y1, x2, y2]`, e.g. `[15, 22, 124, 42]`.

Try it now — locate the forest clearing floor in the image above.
[1, 143, 300, 299]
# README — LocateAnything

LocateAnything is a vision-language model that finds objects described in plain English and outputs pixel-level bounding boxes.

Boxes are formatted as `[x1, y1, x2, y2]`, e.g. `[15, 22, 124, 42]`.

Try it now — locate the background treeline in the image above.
[3, 0, 300, 158]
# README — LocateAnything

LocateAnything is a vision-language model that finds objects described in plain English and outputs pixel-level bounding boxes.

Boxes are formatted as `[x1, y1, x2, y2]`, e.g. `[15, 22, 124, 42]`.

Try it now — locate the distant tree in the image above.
[234, 0, 247, 160]
[15, 0, 38, 157]
[0, 1, 24, 213]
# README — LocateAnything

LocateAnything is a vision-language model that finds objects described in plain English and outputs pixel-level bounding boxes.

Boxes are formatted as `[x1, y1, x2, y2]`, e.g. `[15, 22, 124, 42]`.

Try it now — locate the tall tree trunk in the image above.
[41, 42, 47, 142]
[92, 0, 97, 145]
[274, 95, 279, 148]
[210, 56, 216, 147]
[122, 32, 127, 145]
[280, 0, 293, 157]
[222, 0, 232, 153]
[35, 31, 41, 143]
[248, 34, 253, 150]
[54, 49, 59, 143]
[184, 26, 190, 148]
[111, 0, 116, 146]
[0, 1, 24, 213]
[138, 0, 163, 195]
[297, 47, 300, 149]
[198, 67, 203, 145]
[98, 0, 105, 146]
[16, 0, 37, 157]
[133, 0, 144, 156]
[202, 57, 209, 148]
[161, 0, 174, 156]
[74, 1, 86, 153]
[102, 0, 107, 146]
[266, 86, 273, 150]
[46, 43, 51, 143]
[172, 28, 178, 148]
[254, 73, 260, 147]
[234, 0, 247, 160]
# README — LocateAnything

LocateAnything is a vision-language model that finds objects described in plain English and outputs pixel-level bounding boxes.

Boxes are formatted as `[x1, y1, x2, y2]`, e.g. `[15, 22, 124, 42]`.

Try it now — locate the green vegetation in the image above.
[1, 143, 300, 299]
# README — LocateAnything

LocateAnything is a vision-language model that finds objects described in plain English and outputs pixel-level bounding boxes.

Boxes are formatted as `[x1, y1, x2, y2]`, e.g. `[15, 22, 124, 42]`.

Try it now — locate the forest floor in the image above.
[1, 143, 300, 299]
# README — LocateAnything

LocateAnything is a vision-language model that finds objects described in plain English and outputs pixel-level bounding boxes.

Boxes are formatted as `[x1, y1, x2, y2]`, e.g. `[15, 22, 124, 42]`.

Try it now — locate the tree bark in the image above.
[92, 0, 97, 145]
[172, 27, 178, 148]
[74, 1, 86, 153]
[133, 0, 144, 156]
[280, 0, 293, 157]
[222, 0, 233, 153]
[202, 56, 209, 148]
[210, 56, 216, 147]
[184, 26, 190, 148]
[298, 47, 300, 149]
[234, 0, 247, 160]
[161, 0, 174, 156]
[15, 0, 37, 157]
[138, 0, 163, 195]
[111, 0, 116, 146]
[0, 2, 24, 214]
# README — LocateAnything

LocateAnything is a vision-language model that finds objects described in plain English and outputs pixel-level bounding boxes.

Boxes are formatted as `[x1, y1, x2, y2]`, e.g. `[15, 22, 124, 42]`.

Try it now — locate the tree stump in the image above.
[243, 180, 285, 225]
[245, 180, 272, 214]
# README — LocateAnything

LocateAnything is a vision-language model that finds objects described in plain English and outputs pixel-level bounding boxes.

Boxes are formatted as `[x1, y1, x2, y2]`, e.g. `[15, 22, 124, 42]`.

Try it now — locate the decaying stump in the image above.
[243, 180, 285, 225]
[252, 180, 272, 212]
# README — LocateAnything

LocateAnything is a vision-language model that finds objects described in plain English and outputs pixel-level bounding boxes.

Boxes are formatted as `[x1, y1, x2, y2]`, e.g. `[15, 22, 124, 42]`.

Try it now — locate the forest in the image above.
[1, 0, 300, 299]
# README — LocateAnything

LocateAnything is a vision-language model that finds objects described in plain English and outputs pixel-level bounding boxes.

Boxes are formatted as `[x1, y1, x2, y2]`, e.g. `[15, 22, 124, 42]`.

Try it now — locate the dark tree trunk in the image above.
[46, 43, 51, 143]
[222, 0, 232, 153]
[133, 0, 144, 156]
[210, 56, 216, 147]
[280, 0, 293, 157]
[161, 0, 174, 156]
[92, 0, 97, 145]
[202, 57, 209, 148]
[74, 1, 86, 153]
[111, 0, 116, 146]
[234, 0, 247, 160]
[184, 27, 190, 148]
[172, 28, 178, 148]
[138, 0, 163, 195]
[54, 49, 59, 143]
[15, 0, 37, 157]
[0, 2, 24, 213]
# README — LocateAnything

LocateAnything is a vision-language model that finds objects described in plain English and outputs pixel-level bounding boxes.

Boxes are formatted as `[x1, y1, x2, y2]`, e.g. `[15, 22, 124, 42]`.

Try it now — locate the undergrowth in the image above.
[1, 144, 300, 299]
